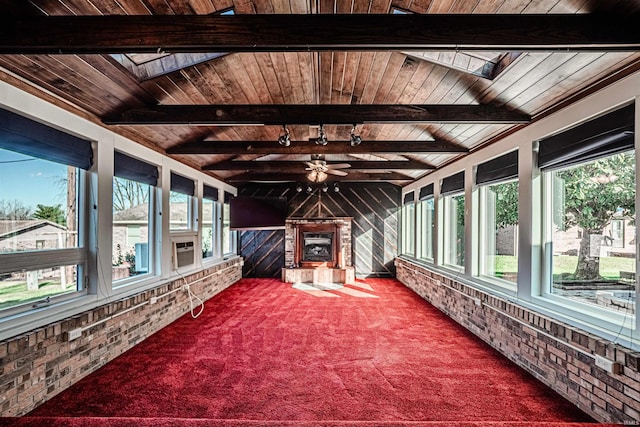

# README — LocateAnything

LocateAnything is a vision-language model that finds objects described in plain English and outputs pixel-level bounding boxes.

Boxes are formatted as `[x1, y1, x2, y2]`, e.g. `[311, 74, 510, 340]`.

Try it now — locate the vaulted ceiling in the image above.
[0, 0, 639, 187]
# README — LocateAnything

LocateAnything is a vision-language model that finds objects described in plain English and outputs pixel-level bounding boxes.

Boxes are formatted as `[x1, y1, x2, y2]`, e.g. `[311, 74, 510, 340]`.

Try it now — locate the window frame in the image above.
[0, 161, 89, 315]
[441, 191, 465, 270]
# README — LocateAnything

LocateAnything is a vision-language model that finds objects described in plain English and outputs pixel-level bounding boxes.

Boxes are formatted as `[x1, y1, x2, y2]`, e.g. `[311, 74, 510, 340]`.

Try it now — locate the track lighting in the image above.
[350, 124, 362, 146]
[334, 182, 340, 192]
[315, 124, 328, 146]
[296, 183, 302, 192]
[322, 183, 328, 192]
[306, 184, 313, 194]
[278, 125, 290, 146]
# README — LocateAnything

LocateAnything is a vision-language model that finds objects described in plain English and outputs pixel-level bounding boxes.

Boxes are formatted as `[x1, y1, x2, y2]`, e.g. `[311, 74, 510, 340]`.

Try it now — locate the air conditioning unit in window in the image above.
[172, 240, 195, 270]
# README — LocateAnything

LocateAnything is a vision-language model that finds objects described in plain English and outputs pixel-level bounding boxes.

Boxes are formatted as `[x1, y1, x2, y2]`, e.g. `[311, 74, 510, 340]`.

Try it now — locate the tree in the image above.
[494, 181, 519, 228]
[33, 204, 66, 225]
[555, 152, 635, 280]
[0, 199, 32, 220]
[113, 177, 149, 212]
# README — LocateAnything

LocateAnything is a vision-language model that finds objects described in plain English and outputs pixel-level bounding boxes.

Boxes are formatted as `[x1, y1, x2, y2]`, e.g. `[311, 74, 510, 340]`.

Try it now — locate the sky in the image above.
[0, 148, 69, 212]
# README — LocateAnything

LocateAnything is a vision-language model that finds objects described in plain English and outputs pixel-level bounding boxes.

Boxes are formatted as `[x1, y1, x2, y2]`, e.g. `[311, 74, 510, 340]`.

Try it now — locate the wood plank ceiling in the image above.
[0, 0, 639, 186]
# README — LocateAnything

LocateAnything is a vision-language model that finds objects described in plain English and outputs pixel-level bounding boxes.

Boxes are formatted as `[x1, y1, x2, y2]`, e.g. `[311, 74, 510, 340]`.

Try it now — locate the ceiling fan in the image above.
[304, 154, 350, 182]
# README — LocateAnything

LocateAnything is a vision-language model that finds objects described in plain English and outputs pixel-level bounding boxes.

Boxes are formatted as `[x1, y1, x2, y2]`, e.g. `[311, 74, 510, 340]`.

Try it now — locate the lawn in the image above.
[488, 255, 635, 280]
[0, 279, 75, 310]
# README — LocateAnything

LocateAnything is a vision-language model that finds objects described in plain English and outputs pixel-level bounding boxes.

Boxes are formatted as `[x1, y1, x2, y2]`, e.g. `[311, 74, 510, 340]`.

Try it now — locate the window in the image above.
[441, 172, 465, 268]
[416, 184, 435, 261]
[476, 151, 519, 286]
[222, 191, 236, 256]
[112, 152, 158, 283]
[170, 172, 195, 232]
[202, 185, 219, 259]
[0, 108, 91, 312]
[540, 104, 635, 317]
[402, 192, 416, 256]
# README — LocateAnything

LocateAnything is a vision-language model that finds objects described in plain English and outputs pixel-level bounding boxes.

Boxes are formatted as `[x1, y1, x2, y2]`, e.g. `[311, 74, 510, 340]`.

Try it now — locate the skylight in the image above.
[111, 9, 234, 81]
[390, 7, 521, 80]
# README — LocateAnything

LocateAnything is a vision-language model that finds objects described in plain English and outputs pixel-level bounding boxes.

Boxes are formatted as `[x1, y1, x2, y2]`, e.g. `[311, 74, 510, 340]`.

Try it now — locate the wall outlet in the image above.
[67, 328, 82, 341]
[149, 296, 158, 305]
[595, 355, 622, 375]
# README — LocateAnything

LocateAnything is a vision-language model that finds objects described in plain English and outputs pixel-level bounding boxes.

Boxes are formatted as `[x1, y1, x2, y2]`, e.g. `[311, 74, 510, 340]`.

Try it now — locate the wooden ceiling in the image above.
[1, 0, 640, 186]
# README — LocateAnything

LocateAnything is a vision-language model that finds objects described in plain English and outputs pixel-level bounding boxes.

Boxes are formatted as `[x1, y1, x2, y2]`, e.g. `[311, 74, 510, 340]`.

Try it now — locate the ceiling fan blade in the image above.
[326, 169, 348, 176]
[327, 163, 351, 169]
[304, 162, 316, 168]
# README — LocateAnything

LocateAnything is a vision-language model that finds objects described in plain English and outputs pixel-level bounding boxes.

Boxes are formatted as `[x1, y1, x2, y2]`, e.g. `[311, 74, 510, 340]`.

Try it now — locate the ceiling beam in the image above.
[225, 172, 415, 183]
[0, 14, 638, 54]
[203, 160, 435, 172]
[168, 140, 468, 155]
[104, 104, 529, 125]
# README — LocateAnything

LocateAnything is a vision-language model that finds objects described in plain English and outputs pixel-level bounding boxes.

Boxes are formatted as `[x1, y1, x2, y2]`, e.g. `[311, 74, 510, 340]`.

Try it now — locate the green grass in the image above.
[0, 279, 75, 310]
[487, 255, 635, 280]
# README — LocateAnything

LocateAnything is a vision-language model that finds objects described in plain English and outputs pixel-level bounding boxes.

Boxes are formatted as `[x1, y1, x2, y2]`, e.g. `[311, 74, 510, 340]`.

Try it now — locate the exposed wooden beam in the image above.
[203, 159, 435, 172]
[226, 172, 415, 182]
[104, 104, 529, 125]
[0, 14, 638, 54]
[168, 140, 468, 155]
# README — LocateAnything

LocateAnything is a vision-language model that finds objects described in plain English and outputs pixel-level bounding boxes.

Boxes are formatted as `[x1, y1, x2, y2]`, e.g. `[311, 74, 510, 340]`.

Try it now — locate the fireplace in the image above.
[302, 232, 334, 263]
[283, 217, 355, 284]
[295, 223, 341, 268]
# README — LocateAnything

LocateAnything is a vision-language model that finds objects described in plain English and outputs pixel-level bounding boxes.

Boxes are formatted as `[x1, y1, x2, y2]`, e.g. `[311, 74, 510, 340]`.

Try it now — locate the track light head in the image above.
[350, 124, 362, 146]
[278, 125, 290, 146]
[334, 182, 340, 192]
[315, 124, 328, 146]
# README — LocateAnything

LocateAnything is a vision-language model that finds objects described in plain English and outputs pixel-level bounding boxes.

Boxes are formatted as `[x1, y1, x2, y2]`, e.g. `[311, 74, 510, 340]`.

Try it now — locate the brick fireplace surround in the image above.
[282, 217, 355, 285]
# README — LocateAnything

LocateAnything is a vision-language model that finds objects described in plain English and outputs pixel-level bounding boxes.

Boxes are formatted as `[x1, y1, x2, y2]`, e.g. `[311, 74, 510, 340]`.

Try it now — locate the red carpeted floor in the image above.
[17, 278, 596, 425]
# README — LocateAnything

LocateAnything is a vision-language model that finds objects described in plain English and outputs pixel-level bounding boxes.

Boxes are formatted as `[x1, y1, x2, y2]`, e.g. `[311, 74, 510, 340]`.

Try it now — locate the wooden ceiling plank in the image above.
[186, 0, 216, 14]
[319, 51, 333, 104]
[359, 52, 393, 104]
[237, 53, 275, 103]
[511, 52, 604, 110]
[223, 54, 264, 103]
[169, 70, 211, 104]
[330, 51, 347, 103]
[167, 140, 468, 155]
[350, 52, 376, 104]
[270, 52, 297, 104]
[252, 53, 285, 104]
[341, 52, 362, 103]
[519, 51, 630, 114]
[495, 52, 577, 107]
[3, 15, 640, 54]
[283, 52, 307, 104]
[297, 52, 316, 104]
[104, 104, 530, 125]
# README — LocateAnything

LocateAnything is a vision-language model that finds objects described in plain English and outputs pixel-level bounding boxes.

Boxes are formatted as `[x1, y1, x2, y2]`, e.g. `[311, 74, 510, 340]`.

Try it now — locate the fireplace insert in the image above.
[302, 232, 334, 263]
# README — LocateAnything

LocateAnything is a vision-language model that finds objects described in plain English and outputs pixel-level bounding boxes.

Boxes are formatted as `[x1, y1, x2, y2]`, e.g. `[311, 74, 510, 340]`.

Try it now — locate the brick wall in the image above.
[395, 258, 640, 424]
[0, 258, 242, 417]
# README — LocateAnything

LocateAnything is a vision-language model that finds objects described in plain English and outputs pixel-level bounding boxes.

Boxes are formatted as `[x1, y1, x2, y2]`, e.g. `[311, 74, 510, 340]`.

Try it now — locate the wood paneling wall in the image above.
[237, 183, 400, 278]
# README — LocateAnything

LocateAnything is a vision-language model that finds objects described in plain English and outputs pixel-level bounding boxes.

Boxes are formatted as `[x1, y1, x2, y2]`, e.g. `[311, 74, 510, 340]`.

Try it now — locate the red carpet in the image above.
[10, 279, 597, 425]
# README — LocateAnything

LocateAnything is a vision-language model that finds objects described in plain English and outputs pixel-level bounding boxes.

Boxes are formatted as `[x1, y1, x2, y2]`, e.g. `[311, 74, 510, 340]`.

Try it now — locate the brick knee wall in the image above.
[0, 258, 242, 417]
[395, 258, 640, 424]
